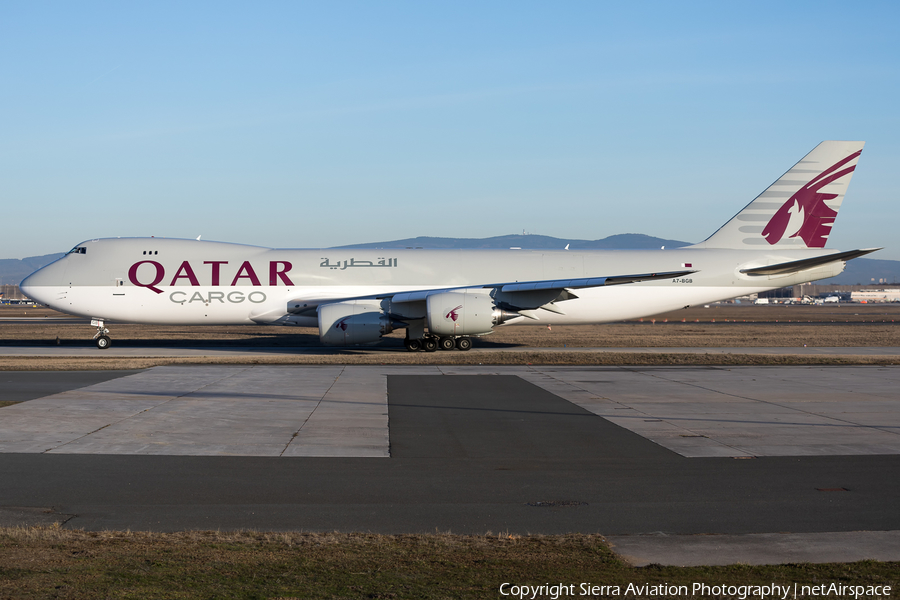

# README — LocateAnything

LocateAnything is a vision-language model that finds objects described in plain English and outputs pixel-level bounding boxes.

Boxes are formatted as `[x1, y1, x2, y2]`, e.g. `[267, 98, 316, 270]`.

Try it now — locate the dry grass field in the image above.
[1, 526, 896, 600]
[1, 303, 898, 369]
[2, 303, 899, 346]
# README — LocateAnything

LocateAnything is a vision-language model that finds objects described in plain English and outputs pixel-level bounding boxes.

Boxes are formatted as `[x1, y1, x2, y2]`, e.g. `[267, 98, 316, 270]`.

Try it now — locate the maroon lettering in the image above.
[204, 261, 228, 286]
[170, 261, 200, 286]
[230, 261, 261, 286]
[128, 261, 165, 294]
[269, 261, 294, 286]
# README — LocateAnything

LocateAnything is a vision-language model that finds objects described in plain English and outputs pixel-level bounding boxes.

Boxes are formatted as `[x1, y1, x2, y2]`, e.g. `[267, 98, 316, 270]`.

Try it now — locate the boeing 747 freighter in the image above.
[21, 141, 879, 351]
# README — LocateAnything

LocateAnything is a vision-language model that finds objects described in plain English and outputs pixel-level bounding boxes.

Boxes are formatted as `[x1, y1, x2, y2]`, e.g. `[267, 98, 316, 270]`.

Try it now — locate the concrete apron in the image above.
[2, 364, 899, 566]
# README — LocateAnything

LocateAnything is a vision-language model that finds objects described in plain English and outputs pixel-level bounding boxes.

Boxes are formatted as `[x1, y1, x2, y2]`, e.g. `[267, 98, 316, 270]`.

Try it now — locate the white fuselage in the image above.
[19, 141, 874, 346]
[20, 237, 844, 328]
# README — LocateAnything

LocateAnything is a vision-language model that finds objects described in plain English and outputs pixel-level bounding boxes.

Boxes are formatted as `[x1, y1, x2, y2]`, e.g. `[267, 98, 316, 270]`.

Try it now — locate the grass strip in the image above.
[1, 527, 897, 599]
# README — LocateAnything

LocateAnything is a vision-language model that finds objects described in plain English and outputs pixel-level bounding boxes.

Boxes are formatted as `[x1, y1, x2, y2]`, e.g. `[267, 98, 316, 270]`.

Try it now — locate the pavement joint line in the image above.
[642, 368, 900, 438]
[39, 367, 245, 454]
[516, 366, 900, 457]
[520, 367, 727, 449]
[279, 366, 345, 457]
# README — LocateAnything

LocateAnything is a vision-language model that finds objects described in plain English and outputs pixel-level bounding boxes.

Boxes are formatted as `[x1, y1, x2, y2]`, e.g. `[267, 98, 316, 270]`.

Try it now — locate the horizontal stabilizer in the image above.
[739, 248, 880, 276]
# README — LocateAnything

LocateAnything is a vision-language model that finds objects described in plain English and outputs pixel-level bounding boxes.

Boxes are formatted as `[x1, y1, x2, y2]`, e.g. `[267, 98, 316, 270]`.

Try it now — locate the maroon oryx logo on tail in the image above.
[761, 150, 861, 248]
[445, 305, 463, 322]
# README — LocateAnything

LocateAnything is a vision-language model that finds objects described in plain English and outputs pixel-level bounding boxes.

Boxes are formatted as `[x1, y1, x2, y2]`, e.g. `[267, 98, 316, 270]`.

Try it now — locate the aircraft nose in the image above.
[19, 259, 67, 304]
[19, 270, 48, 304]
[19, 275, 40, 304]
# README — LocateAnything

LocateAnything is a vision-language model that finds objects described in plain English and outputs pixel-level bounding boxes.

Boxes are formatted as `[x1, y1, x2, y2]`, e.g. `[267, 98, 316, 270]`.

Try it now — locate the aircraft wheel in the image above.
[456, 337, 472, 351]
[404, 339, 422, 352]
[423, 338, 438, 352]
[96, 335, 112, 350]
[438, 337, 456, 351]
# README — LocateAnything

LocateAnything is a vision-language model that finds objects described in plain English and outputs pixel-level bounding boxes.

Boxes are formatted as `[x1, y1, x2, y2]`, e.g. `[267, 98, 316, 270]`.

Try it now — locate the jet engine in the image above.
[318, 301, 400, 346]
[426, 291, 517, 336]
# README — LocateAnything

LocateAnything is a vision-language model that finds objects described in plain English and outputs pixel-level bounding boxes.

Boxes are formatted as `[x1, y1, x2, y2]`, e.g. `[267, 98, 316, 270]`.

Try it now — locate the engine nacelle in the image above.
[427, 291, 499, 336]
[319, 301, 395, 346]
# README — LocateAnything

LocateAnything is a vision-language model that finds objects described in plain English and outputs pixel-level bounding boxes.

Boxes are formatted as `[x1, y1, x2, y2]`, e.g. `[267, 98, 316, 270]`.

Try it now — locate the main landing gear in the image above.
[404, 335, 472, 352]
[91, 319, 112, 350]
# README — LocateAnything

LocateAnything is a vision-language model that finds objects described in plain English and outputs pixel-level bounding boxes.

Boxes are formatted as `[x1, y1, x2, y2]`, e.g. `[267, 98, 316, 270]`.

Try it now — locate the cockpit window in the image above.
[67, 246, 87, 255]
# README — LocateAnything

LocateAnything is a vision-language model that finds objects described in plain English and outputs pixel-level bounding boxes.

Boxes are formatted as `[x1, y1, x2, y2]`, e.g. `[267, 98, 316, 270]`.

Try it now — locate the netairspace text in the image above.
[499, 582, 892, 599]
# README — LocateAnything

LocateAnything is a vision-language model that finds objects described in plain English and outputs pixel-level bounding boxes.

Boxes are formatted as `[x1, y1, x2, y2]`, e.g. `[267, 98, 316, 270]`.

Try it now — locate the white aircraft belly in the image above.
[49, 282, 772, 327]
[504, 285, 770, 325]
[52, 285, 453, 325]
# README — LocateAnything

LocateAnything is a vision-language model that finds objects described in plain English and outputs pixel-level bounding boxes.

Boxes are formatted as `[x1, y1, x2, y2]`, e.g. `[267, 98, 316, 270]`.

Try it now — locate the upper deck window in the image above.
[66, 246, 87, 255]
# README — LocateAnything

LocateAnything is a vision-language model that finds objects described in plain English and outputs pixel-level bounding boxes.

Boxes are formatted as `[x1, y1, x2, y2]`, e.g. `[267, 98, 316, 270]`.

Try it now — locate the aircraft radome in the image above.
[21, 141, 879, 351]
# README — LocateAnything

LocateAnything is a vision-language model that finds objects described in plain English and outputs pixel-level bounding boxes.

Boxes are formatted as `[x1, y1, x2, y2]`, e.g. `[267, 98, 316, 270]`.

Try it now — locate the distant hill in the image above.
[2, 239, 897, 286]
[823, 257, 900, 285]
[336, 233, 689, 250]
[0, 253, 64, 285]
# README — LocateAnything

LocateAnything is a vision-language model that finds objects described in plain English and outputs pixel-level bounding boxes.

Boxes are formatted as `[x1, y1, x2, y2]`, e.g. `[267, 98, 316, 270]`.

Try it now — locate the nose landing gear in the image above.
[91, 319, 112, 350]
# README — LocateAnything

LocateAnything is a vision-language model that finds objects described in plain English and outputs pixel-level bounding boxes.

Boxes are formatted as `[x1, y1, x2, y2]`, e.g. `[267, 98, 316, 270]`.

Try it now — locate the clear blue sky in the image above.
[3, 1, 898, 259]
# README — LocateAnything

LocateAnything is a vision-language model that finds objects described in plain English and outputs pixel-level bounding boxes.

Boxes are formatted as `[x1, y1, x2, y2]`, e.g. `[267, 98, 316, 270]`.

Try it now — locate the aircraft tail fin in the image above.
[694, 141, 864, 250]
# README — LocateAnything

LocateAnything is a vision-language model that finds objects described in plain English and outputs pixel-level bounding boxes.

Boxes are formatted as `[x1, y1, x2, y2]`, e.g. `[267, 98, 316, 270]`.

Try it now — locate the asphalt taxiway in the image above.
[1, 364, 899, 566]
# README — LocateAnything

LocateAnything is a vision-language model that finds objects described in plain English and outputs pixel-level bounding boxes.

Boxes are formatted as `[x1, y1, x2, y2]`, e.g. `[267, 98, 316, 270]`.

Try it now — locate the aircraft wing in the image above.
[285, 269, 697, 317]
